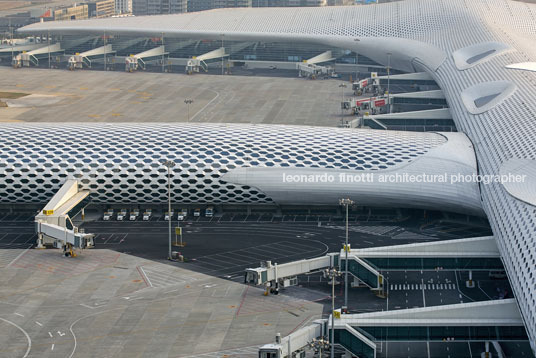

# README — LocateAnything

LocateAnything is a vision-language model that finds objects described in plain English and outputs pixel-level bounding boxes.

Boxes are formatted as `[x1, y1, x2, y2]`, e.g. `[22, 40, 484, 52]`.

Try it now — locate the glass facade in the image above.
[342, 258, 379, 288]
[358, 325, 529, 342]
[334, 328, 375, 358]
[366, 257, 504, 271]
[1, 33, 386, 72]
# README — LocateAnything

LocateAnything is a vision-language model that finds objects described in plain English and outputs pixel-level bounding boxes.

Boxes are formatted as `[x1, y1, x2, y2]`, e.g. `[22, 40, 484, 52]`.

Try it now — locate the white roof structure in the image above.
[17, 0, 536, 350]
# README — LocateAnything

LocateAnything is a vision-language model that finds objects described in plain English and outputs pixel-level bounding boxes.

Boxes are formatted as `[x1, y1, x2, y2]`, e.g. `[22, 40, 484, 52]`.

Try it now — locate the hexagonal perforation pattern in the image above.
[0, 123, 445, 204]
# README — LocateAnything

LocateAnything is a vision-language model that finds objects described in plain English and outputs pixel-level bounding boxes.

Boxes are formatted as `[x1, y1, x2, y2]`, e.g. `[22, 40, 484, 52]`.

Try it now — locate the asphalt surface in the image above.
[0, 214, 530, 357]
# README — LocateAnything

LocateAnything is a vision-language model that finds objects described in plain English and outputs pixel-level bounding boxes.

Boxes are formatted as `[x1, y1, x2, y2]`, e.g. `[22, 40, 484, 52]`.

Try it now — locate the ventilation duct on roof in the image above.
[453, 42, 512, 70]
[461, 81, 516, 115]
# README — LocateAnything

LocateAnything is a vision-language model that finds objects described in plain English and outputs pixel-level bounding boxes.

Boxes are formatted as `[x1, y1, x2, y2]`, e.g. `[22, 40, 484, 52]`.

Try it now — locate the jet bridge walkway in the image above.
[332, 299, 527, 358]
[246, 236, 502, 295]
[68, 44, 115, 70]
[297, 50, 336, 79]
[186, 47, 227, 73]
[245, 253, 338, 294]
[341, 236, 502, 293]
[35, 179, 94, 255]
[125, 45, 168, 71]
[12, 43, 63, 67]
[258, 300, 527, 358]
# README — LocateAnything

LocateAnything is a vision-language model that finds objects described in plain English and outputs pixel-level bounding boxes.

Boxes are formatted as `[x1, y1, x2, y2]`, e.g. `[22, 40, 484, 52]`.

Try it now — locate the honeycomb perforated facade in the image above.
[0, 123, 445, 204]
[16, 0, 536, 350]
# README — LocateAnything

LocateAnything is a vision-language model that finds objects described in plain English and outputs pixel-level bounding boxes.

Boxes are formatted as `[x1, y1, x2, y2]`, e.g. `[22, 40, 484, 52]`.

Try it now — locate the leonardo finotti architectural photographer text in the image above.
[281, 172, 527, 185]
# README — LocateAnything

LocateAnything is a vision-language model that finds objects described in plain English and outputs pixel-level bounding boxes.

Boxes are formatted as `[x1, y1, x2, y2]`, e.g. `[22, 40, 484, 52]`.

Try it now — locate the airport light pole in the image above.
[164, 160, 175, 260]
[339, 198, 354, 310]
[325, 267, 341, 358]
[387, 52, 392, 113]
[339, 83, 347, 127]
[184, 99, 193, 122]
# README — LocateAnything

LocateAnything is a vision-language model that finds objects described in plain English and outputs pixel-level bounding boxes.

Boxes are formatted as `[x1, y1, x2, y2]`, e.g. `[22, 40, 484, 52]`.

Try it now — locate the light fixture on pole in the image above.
[163, 160, 175, 260]
[339, 198, 354, 310]
[184, 99, 194, 122]
[324, 267, 341, 358]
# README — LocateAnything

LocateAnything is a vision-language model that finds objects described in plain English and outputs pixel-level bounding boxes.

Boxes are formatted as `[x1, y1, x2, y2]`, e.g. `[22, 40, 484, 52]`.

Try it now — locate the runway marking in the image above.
[136, 266, 152, 287]
[14, 312, 24, 317]
[6, 246, 32, 268]
[79, 304, 96, 310]
[51, 344, 54, 350]
[35, 321, 42, 327]
[48, 332, 53, 338]
[190, 89, 220, 121]
[0, 317, 31, 358]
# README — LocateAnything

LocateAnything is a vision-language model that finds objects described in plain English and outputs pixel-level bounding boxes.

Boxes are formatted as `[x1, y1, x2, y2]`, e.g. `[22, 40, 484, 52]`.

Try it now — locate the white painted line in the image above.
[80, 304, 95, 310]
[165, 289, 179, 294]
[23, 234, 37, 244]
[57, 331, 65, 336]
[48, 332, 53, 338]
[14, 312, 24, 317]
[51, 344, 55, 351]
[0, 318, 31, 358]
[129, 297, 143, 301]
[138, 266, 153, 288]
[190, 89, 220, 121]
[9, 233, 22, 244]
[35, 321, 43, 327]
[6, 246, 31, 268]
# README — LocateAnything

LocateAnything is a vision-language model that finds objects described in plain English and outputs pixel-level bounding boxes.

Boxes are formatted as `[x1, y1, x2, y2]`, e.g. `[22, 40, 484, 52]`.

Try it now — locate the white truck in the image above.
[142, 209, 152, 221]
[165, 210, 174, 221]
[103, 209, 114, 221]
[130, 209, 139, 221]
[117, 209, 127, 221]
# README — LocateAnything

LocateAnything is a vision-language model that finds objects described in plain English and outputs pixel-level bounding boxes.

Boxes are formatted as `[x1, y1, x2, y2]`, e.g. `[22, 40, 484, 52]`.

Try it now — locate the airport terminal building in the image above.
[1, 0, 535, 355]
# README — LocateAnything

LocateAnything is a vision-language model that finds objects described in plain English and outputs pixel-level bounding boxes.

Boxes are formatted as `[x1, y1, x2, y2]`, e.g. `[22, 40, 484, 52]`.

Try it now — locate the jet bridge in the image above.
[341, 236, 502, 293]
[297, 50, 336, 79]
[332, 299, 527, 358]
[356, 107, 455, 131]
[258, 320, 326, 358]
[68, 44, 114, 70]
[12, 43, 62, 67]
[125, 45, 168, 72]
[247, 237, 502, 296]
[245, 253, 338, 294]
[35, 179, 94, 256]
[186, 47, 227, 74]
[0, 43, 43, 57]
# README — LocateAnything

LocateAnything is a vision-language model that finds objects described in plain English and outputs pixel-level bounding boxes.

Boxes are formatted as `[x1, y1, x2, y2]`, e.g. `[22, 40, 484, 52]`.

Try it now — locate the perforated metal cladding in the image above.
[22, 0, 463, 39]
[0, 124, 445, 204]
[13, 0, 536, 348]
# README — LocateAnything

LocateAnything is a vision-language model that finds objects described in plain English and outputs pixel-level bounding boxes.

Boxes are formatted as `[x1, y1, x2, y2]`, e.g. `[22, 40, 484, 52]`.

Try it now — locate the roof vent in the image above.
[461, 81, 516, 115]
[453, 42, 512, 70]
[500, 159, 536, 207]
